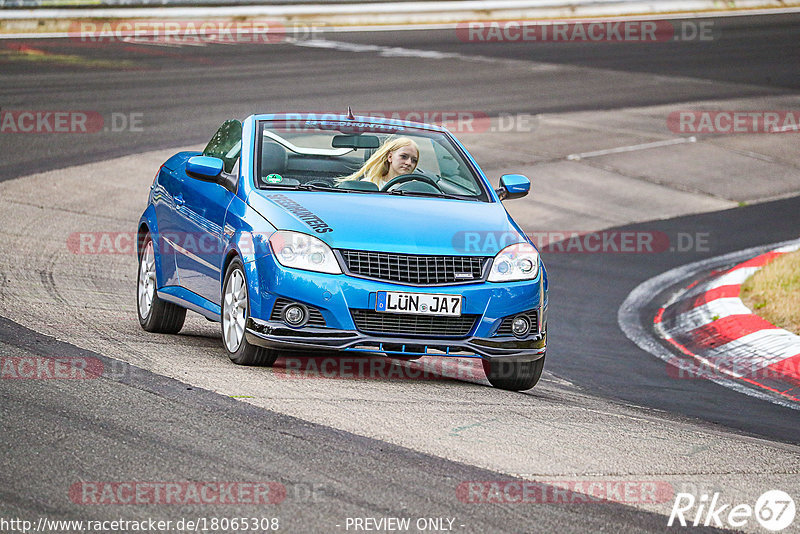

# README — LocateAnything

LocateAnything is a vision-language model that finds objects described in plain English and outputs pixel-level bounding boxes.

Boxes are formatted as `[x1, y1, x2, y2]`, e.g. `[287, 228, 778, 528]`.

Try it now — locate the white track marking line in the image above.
[294, 39, 459, 59]
[292, 38, 565, 71]
[566, 137, 696, 161]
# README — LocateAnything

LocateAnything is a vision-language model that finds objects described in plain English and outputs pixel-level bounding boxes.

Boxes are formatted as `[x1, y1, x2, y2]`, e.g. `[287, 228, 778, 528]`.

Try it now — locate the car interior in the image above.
[257, 133, 482, 198]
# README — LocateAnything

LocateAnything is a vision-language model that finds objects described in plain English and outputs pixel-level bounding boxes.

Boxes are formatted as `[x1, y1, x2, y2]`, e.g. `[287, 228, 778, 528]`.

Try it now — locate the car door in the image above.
[175, 119, 242, 304]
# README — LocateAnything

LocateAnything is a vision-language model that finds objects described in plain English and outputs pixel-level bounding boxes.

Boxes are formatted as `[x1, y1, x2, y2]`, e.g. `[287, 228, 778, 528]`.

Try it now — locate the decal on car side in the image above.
[266, 193, 333, 233]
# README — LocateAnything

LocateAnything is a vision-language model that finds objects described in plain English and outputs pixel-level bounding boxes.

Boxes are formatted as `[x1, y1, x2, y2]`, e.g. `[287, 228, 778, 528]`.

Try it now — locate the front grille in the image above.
[270, 298, 326, 327]
[339, 250, 489, 285]
[351, 309, 477, 337]
[496, 309, 539, 336]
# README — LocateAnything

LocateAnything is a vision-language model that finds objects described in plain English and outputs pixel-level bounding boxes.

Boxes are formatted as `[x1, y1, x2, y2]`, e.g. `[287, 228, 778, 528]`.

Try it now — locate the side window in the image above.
[432, 141, 479, 194]
[203, 119, 242, 174]
[415, 138, 440, 176]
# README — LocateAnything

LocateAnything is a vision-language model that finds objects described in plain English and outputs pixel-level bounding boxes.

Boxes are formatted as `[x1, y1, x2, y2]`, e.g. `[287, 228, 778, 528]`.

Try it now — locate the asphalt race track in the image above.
[1, 14, 798, 180]
[1, 12, 799, 533]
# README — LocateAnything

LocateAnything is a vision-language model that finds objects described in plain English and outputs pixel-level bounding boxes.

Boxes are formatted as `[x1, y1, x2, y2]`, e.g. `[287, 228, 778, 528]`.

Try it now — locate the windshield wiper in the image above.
[386, 189, 477, 201]
[295, 183, 337, 192]
[265, 183, 355, 193]
[297, 183, 376, 193]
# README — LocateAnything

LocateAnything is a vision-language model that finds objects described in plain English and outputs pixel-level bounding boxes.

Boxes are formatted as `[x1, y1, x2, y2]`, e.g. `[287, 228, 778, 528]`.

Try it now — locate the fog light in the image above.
[511, 316, 530, 338]
[283, 304, 306, 326]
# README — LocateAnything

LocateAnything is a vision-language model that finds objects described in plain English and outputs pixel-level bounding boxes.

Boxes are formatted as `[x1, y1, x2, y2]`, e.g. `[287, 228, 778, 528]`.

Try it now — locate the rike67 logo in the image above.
[669, 490, 795, 531]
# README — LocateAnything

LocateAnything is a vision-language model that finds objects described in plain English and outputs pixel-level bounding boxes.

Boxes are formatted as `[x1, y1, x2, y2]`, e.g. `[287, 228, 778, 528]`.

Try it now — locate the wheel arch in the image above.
[221, 248, 241, 282]
[137, 208, 169, 289]
[137, 222, 150, 259]
[221, 238, 266, 320]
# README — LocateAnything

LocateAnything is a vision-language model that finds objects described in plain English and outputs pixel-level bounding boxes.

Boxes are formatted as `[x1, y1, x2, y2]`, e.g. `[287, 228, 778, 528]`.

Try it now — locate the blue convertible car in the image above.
[137, 113, 547, 390]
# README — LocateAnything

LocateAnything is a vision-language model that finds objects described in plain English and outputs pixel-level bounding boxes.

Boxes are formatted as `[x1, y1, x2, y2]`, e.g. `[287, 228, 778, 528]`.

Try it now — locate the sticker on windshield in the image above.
[266, 173, 283, 183]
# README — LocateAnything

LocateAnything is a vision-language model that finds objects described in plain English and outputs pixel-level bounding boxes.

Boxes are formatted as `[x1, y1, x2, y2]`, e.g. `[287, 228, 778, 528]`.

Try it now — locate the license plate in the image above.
[376, 291, 462, 316]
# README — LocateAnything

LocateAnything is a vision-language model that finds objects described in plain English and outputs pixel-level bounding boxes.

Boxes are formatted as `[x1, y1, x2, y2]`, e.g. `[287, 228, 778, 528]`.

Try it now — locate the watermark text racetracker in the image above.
[0, 110, 143, 134]
[458, 480, 674, 504]
[273, 356, 485, 381]
[69, 231, 269, 256]
[457, 20, 716, 43]
[2, 356, 176, 382]
[667, 356, 800, 382]
[1, 356, 103, 379]
[275, 111, 538, 134]
[668, 111, 800, 134]
[70, 20, 321, 45]
[69, 230, 713, 256]
[70, 481, 286, 505]
[453, 230, 712, 254]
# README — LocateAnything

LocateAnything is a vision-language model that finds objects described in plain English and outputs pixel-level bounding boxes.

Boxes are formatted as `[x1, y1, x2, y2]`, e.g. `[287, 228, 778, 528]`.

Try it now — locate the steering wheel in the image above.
[380, 173, 442, 192]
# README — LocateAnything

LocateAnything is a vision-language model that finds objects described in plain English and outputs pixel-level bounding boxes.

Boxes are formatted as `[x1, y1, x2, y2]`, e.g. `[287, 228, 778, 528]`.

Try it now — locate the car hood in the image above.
[247, 190, 526, 256]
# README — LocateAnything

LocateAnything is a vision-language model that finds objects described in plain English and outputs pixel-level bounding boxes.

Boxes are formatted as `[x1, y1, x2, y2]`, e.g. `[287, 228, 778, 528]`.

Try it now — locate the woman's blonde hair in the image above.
[341, 136, 419, 186]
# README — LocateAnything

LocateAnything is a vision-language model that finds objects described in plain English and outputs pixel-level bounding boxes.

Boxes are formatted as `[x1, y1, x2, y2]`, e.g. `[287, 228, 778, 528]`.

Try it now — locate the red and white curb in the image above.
[656, 243, 800, 399]
[619, 238, 800, 411]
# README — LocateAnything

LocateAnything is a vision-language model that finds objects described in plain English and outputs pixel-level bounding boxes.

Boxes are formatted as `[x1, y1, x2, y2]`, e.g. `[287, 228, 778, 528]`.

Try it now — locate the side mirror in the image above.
[496, 174, 530, 200]
[186, 156, 224, 180]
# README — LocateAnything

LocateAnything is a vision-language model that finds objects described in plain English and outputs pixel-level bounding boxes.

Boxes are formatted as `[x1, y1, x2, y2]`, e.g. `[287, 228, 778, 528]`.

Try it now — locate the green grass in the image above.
[740, 250, 800, 334]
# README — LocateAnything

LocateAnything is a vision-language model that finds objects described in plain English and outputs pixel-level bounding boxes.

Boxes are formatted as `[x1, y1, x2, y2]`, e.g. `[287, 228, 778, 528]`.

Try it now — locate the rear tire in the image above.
[137, 233, 186, 334]
[221, 258, 278, 366]
[482, 355, 545, 391]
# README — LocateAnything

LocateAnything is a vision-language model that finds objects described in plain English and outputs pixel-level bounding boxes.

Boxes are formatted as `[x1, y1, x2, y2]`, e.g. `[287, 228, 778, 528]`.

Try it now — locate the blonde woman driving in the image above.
[341, 137, 420, 189]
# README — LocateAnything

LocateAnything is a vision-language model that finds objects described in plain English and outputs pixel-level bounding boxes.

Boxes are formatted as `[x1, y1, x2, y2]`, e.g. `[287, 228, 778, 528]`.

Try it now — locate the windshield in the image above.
[256, 119, 489, 201]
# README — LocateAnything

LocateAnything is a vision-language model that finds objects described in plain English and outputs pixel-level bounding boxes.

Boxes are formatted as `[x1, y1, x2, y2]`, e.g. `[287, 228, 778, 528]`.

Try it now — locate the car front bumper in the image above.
[245, 318, 546, 361]
[246, 253, 548, 361]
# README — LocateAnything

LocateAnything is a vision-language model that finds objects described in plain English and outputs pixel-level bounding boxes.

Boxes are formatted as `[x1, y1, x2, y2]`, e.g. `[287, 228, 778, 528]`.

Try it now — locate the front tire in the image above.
[482, 355, 545, 391]
[221, 258, 278, 366]
[137, 233, 186, 334]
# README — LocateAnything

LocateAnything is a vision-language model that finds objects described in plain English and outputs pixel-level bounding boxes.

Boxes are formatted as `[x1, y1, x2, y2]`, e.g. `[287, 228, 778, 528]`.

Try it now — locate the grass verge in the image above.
[740, 250, 800, 335]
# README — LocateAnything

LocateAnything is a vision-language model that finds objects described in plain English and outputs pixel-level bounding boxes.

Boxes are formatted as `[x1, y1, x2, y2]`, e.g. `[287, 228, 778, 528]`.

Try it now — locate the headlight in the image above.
[488, 242, 540, 282]
[268, 231, 342, 274]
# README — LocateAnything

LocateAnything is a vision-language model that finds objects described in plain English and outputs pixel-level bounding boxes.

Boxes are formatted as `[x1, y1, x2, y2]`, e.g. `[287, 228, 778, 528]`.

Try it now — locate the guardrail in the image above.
[1, 0, 792, 10]
[0, 0, 400, 6]
[0, 0, 796, 31]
